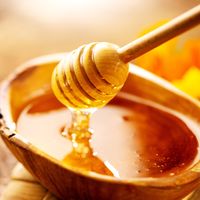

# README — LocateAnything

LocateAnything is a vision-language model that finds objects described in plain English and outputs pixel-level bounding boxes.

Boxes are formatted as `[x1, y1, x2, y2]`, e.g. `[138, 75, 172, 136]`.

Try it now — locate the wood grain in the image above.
[52, 42, 129, 109]
[1, 164, 58, 200]
[1, 164, 199, 200]
[0, 139, 16, 197]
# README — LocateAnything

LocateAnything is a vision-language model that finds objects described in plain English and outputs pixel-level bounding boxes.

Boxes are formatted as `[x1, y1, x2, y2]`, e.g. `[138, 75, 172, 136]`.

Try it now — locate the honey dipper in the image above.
[52, 5, 200, 110]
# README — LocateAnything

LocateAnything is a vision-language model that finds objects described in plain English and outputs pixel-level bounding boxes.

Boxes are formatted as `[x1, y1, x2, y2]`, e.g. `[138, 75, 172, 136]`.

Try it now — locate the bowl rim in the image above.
[1, 53, 200, 188]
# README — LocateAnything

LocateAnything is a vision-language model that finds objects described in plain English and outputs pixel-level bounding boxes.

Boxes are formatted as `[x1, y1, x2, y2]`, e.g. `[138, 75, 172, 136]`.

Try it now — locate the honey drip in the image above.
[62, 110, 117, 177]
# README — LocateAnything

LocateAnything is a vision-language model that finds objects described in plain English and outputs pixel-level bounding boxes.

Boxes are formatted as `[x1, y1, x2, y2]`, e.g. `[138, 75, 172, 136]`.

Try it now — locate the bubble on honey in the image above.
[138, 157, 142, 162]
[60, 125, 68, 137]
[181, 163, 185, 166]
[134, 151, 142, 160]
[122, 115, 131, 121]
[166, 157, 170, 161]
[153, 162, 157, 166]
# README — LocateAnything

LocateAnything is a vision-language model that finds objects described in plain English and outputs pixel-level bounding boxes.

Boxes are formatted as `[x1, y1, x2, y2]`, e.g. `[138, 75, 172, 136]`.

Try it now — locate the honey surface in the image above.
[16, 92, 198, 178]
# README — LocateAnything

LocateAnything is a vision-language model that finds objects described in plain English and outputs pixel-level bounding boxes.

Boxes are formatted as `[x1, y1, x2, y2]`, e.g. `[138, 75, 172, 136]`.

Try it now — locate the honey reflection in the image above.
[62, 110, 118, 177]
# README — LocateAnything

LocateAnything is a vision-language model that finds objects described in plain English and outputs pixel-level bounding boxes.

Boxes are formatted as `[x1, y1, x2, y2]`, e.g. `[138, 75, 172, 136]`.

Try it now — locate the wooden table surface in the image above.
[0, 0, 199, 197]
[0, 164, 200, 200]
[0, 164, 58, 200]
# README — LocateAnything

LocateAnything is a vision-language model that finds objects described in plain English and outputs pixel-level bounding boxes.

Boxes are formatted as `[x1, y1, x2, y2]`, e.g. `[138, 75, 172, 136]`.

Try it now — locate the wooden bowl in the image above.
[1, 54, 200, 200]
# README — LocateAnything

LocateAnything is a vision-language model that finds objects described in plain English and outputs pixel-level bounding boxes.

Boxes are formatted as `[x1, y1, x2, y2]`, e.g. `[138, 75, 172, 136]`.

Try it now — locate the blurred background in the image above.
[0, 0, 199, 196]
[0, 0, 199, 80]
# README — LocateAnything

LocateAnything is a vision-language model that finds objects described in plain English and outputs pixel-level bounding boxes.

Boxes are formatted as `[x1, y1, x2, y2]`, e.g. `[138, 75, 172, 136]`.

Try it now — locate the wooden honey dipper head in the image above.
[51, 42, 129, 110]
[52, 5, 200, 110]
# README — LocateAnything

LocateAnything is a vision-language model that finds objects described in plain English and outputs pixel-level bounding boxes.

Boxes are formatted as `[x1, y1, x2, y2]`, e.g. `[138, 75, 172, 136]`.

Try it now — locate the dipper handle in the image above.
[118, 4, 200, 63]
[52, 5, 200, 110]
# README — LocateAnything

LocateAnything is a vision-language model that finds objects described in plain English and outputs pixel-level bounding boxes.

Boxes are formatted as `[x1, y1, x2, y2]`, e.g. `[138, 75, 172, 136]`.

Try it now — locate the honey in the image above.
[16, 91, 199, 178]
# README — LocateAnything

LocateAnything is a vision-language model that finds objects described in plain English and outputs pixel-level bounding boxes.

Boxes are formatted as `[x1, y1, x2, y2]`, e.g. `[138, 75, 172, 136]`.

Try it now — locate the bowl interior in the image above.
[1, 54, 200, 184]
